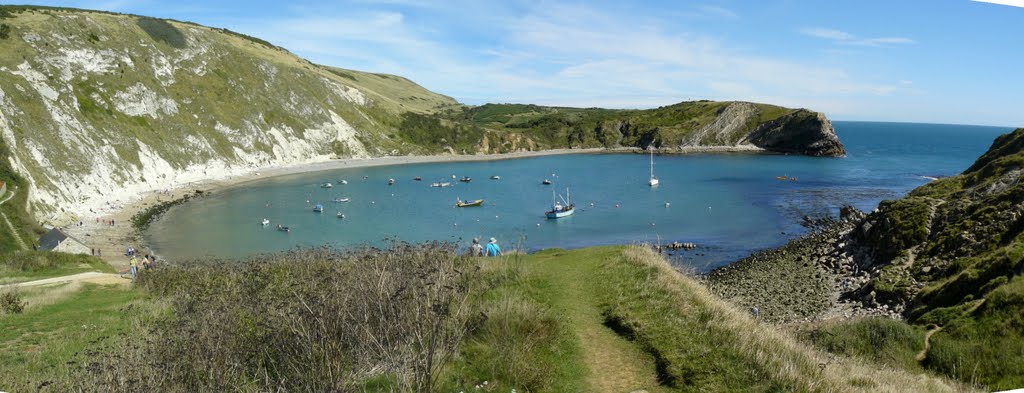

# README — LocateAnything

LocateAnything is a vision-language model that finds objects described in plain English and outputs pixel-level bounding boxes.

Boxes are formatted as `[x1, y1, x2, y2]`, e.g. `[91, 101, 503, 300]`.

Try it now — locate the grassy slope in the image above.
[0, 251, 115, 284]
[0, 246, 961, 392]
[791, 129, 1024, 390]
[0, 283, 142, 391]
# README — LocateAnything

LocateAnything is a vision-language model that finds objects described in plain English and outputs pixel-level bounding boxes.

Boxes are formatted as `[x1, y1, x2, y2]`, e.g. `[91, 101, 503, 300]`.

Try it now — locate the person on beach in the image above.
[486, 237, 502, 257]
[469, 238, 484, 256]
[129, 256, 139, 280]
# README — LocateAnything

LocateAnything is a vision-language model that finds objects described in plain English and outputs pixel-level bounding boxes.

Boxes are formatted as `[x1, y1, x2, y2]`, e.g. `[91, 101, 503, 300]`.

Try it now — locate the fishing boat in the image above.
[276, 224, 291, 233]
[388, 178, 395, 185]
[545, 188, 575, 219]
[431, 182, 452, 187]
[648, 148, 659, 187]
[491, 175, 500, 180]
[455, 198, 484, 207]
[260, 218, 270, 226]
[542, 179, 552, 185]
[459, 176, 472, 183]
[414, 177, 422, 181]
[321, 182, 333, 188]
[332, 197, 350, 203]
[313, 204, 324, 213]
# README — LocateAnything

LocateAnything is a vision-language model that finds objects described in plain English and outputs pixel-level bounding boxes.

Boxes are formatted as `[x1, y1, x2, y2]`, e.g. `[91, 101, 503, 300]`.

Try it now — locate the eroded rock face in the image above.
[742, 110, 846, 157]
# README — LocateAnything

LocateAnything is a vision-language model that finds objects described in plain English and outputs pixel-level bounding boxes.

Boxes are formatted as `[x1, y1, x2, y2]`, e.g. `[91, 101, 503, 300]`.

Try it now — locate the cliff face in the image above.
[0, 7, 846, 226]
[742, 110, 846, 156]
[0, 8, 456, 224]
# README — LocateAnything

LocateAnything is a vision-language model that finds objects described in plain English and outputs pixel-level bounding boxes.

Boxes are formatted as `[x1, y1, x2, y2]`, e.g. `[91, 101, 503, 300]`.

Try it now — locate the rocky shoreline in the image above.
[706, 207, 904, 324]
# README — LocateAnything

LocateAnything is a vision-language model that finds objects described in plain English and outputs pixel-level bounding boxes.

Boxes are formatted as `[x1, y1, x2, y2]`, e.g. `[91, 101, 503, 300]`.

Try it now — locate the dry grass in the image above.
[619, 246, 972, 392]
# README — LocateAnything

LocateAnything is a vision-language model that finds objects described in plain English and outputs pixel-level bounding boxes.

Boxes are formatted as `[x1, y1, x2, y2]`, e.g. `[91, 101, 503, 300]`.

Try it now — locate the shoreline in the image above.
[60, 146, 769, 268]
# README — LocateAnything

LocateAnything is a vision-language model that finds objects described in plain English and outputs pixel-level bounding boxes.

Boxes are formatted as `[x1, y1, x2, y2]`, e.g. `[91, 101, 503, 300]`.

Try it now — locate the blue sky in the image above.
[10, 0, 1024, 126]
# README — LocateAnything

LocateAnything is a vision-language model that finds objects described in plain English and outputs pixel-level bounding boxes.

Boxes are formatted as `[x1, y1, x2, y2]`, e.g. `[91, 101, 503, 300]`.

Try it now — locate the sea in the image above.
[144, 121, 1012, 270]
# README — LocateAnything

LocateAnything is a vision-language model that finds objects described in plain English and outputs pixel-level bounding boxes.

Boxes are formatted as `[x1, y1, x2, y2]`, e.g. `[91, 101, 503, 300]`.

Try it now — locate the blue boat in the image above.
[313, 204, 324, 213]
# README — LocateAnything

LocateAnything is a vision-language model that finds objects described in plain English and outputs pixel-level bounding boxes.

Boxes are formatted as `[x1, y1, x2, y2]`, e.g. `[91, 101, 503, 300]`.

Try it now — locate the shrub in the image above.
[0, 291, 25, 314]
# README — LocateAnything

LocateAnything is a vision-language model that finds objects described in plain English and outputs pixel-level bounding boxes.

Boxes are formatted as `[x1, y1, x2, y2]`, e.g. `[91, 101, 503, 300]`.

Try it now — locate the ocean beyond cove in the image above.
[145, 121, 1009, 269]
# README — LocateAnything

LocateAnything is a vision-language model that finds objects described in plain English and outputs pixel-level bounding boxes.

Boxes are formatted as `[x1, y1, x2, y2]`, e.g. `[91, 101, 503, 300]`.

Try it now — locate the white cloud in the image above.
[801, 26, 914, 47]
[800, 27, 854, 41]
[972, 0, 1024, 8]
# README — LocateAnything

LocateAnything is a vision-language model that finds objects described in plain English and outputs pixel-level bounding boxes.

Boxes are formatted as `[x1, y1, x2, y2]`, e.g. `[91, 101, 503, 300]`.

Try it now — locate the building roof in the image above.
[39, 228, 70, 251]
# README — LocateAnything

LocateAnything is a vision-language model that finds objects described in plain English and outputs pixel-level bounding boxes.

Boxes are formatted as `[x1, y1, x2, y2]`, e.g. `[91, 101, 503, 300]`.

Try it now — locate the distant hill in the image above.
[0, 5, 843, 233]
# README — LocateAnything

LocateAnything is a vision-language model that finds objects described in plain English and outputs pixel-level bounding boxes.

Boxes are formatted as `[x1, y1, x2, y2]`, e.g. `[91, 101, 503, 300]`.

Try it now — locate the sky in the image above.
[8, 0, 1024, 126]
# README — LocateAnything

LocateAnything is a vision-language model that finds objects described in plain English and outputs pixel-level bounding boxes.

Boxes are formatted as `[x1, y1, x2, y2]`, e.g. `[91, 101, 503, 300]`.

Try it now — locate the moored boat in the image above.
[261, 218, 270, 226]
[542, 179, 552, 185]
[276, 224, 291, 232]
[431, 182, 452, 187]
[648, 147, 659, 187]
[459, 176, 472, 183]
[332, 197, 350, 203]
[388, 178, 395, 185]
[414, 177, 422, 181]
[490, 175, 500, 180]
[455, 198, 484, 207]
[321, 182, 333, 188]
[313, 204, 324, 213]
[545, 188, 575, 219]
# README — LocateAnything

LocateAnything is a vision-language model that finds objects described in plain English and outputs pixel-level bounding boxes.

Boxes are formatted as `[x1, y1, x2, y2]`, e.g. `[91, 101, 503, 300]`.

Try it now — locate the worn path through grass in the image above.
[526, 248, 670, 393]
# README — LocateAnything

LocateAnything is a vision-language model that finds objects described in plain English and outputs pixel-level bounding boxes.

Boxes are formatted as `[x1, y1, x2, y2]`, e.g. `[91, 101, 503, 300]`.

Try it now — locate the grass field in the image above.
[0, 251, 115, 285]
[0, 283, 143, 391]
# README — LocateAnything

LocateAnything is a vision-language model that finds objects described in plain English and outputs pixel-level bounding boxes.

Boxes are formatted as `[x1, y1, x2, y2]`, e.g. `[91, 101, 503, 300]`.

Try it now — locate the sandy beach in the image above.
[57, 145, 769, 269]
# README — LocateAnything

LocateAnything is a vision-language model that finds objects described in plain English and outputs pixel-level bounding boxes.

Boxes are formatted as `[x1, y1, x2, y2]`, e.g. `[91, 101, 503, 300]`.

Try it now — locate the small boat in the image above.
[542, 179, 552, 185]
[545, 188, 575, 219]
[260, 218, 270, 226]
[321, 182, 333, 188]
[776, 175, 789, 180]
[276, 224, 290, 233]
[336, 212, 345, 219]
[332, 197, 350, 203]
[388, 178, 395, 185]
[455, 198, 484, 207]
[431, 182, 452, 188]
[313, 204, 324, 213]
[648, 147, 659, 187]
[414, 177, 422, 181]
[491, 175, 500, 180]
[340, 180, 348, 185]
[459, 176, 472, 183]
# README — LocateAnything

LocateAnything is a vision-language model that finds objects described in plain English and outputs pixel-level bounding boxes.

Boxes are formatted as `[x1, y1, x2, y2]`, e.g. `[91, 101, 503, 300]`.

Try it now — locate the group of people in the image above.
[469, 237, 502, 257]
[128, 253, 157, 280]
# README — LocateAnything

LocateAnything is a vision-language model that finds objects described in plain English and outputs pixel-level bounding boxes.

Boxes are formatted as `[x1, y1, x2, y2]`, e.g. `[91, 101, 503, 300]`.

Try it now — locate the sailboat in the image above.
[648, 148, 659, 187]
[545, 188, 575, 219]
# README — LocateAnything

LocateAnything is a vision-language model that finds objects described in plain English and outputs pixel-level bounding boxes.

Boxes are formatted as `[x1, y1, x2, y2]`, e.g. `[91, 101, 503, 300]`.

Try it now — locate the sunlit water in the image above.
[145, 122, 1010, 270]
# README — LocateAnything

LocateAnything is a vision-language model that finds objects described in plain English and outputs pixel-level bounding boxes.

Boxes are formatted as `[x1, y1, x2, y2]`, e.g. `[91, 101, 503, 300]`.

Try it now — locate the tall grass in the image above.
[71, 244, 475, 392]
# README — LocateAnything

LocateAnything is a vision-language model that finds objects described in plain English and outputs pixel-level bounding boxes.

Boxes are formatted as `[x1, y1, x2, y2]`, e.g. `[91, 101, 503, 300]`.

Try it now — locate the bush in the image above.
[73, 244, 475, 392]
[0, 23, 10, 40]
[0, 291, 25, 314]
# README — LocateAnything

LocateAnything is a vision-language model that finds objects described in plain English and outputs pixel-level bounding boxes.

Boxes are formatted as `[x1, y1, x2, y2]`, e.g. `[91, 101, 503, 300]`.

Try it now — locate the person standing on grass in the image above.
[469, 238, 484, 257]
[486, 237, 502, 257]
[129, 255, 139, 280]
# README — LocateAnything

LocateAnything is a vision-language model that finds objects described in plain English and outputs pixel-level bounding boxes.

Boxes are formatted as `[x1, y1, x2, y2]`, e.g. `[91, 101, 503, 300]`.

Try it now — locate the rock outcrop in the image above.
[742, 110, 846, 157]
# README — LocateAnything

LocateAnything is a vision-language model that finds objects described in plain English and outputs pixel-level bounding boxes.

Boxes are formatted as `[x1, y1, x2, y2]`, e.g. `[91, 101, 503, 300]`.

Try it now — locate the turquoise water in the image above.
[145, 122, 1011, 270]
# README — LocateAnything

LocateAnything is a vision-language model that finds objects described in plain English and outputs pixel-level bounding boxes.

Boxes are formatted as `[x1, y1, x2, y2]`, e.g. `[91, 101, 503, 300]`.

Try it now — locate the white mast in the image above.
[648, 146, 659, 186]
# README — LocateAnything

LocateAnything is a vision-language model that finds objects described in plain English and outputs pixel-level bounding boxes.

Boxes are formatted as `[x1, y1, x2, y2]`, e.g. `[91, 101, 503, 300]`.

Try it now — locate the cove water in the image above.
[145, 122, 1011, 270]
